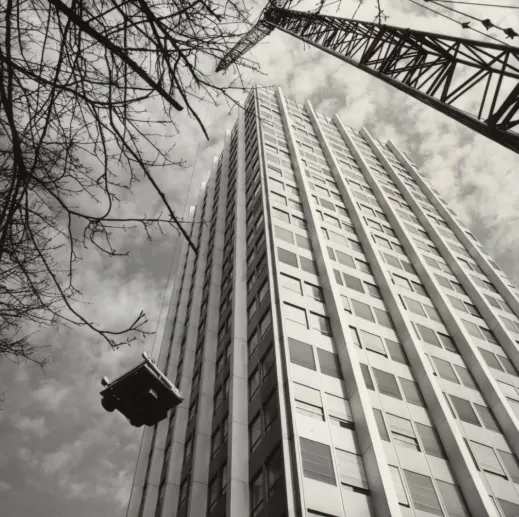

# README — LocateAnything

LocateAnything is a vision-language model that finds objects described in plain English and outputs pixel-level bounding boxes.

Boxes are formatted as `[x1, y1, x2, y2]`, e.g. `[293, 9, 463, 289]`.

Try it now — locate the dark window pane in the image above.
[361, 363, 374, 390]
[437, 480, 469, 517]
[300, 438, 336, 485]
[400, 378, 424, 407]
[288, 338, 316, 370]
[374, 308, 394, 329]
[360, 330, 386, 355]
[498, 450, 519, 483]
[474, 403, 500, 432]
[301, 257, 318, 275]
[351, 299, 375, 322]
[403, 470, 443, 516]
[373, 368, 402, 399]
[278, 247, 298, 268]
[386, 339, 409, 365]
[373, 408, 390, 441]
[417, 324, 441, 347]
[451, 395, 480, 426]
[317, 349, 343, 379]
[416, 423, 445, 459]
[344, 273, 364, 293]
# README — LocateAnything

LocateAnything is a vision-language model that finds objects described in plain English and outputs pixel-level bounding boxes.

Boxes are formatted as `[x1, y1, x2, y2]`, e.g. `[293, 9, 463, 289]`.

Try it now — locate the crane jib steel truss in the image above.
[218, 7, 519, 154]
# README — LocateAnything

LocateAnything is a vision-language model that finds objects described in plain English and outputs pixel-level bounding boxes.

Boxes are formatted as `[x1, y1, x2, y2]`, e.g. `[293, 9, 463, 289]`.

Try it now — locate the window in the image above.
[437, 480, 469, 517]
[454, 365, 477, 389]
[273, 208, 290, 223]
[438, 333, 458, 353]
[450, 395, 480, 426]
[366, 282, 381, 298]
[267, 447, 283, 494]
[278, 247, 298, 267]
[471, 441, 506, 477]
[479, 348, 503, 371]
[336, 250, 355, 268]
[294, 383, 324, 420]
[351, 299, 375, 322]
[497, 449, 519, 483]
[284, 303, 308, 327]
[403, 470, 442, 516]
[326, 393, 353, 428]
[317, 349, 343, 379]
[301, 257, 318, 275]
[344, 273, 364, 293]
[260, 311, 272, 337]
[373, 369, 402, 399]
[250, 471, 264, 516]
[416, 323, 441, 348]
[300, 438, 336, 485]
[386, 339, 409, 365]
[374, 308, 393, 328]
[360, 330, 386, 355]
[373, 408, 390, 441]
[432, 356, 459, 383]
[387, 413, 419, 451]
[474, 403, 500, 432]
[250, 414, 262, 451]
[288, 338, 316, 370]
[400, 378, 424, 406]
[498, 498, 519, 517]
[305, 282, 324, 301]
[390, 466, 409, 506]
[281, 273, 302, 294]
[335, 449, 369, 491]
[403, 296, 426, 317]
[249, 369, 260, 399]
[416, 423, 444, 458]
[311, 312, 332, 335]
[361, 363, 375, 390]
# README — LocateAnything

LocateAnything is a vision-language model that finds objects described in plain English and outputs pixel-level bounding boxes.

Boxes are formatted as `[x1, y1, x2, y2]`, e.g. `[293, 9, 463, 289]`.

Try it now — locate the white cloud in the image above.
[0, 481, 12, 492]
[13, 416, 48, 438]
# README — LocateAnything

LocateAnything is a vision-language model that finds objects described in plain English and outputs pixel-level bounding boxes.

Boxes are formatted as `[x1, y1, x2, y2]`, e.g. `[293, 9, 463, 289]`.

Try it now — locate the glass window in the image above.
[373, 408, 390, 441]
[275, 225, 294, 244]
[416, 423, 444, 458]
[249, 369, 260, 399]
[454, 365, 477, 389]
[317, 349, 343, 379]
[497, 498, 519, 517]
[278, 247, 298, 268]
[336, 250, 355, 268]
[267, 447, 283, 494]
[366, 282, 381, 298]
[471, 441, 506, 476]
[387, 413, 419, 451]
[450, 395, 480, 426]
[326, 393, 353, 427]
[351, 299, 375, 322]
[260, 311, 272, 337]
[438, 333, 458, 353]
[386, 339, 409, 365]
[250, 413, 262, 451]
[400, 378, 424, 406]
[300, 438, 336, 485]
[497, 449, 519, 483]
[403, 470, 443, 516]
[374, 308, 393, 328]
[499, 355, 518, 376]
[335, 449, 369, 490]
[417, 323, 441, 347]
[403, 296, 426, 317]
[250, 471, 264, 516]
[344, 273, 364, 293]
[281, 273, 302, 294]
[301, 257, 318, 275]
[462, 319, 483, 339]
[311, 312, 332, 335]
[432, 356, 459, 383]
[474, 403, 500, 432]
[373, 368, 402, 399]
[479, 348, 503, 371]
[437, 480, 469, 517]
[390, 466, 409, 506]
[360, 330, 386, 355]
[361, 363, 374, 390]
[273, 208, 290, 223]
[284, 303, 308, 327]
[394, 274, 411, 290]
[288, 338, 316, 370]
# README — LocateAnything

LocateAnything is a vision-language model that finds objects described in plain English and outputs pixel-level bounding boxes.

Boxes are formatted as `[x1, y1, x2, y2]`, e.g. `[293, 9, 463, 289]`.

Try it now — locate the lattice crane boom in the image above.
[218, 6, 519, 154]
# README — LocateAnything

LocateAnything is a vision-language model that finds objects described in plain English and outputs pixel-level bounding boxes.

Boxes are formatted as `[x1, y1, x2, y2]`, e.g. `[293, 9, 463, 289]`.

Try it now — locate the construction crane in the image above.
[217, 3, 519, 155]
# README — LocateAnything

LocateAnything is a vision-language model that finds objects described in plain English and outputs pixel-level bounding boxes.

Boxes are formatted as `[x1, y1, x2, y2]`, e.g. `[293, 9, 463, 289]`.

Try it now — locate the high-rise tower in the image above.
[126, 87, 519, 517]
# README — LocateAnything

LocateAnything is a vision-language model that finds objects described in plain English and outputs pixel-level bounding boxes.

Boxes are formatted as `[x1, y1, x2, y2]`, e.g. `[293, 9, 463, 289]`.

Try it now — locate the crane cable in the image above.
[408, 0, 511, 46]
[423, 0, 519, 40]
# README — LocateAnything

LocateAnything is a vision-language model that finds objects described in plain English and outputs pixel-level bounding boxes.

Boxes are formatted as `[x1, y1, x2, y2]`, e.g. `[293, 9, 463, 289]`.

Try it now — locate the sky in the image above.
[1, 0, 518, 516]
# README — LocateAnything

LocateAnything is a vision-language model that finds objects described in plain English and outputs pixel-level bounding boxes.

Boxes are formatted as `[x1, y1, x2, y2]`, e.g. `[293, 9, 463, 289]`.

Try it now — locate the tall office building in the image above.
[126, 87, 519, 517]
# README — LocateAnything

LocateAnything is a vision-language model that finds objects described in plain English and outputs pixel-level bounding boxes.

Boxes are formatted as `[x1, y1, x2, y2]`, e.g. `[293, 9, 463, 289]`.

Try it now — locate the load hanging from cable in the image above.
[100, 352, 183, 427]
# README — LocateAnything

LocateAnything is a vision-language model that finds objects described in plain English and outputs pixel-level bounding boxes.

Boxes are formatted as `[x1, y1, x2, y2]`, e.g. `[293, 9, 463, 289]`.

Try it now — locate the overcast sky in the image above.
[1, 0, 518, 516]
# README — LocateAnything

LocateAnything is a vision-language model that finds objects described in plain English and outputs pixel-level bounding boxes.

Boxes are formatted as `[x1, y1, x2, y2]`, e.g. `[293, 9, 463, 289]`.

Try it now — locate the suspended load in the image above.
[100, 352, 183, 427]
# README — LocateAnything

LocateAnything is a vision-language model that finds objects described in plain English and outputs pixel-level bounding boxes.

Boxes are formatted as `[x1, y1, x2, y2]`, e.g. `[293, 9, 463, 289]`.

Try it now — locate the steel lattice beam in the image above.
[218, 6, 519, 154]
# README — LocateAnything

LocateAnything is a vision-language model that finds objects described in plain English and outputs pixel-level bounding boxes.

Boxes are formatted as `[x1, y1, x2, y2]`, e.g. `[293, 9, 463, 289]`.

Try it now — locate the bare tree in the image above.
[0, 0, 255, 363]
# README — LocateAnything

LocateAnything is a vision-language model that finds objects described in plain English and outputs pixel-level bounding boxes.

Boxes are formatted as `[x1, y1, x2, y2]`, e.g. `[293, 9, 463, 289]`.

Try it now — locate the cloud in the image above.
[13, 416, 48, 438]
[0, 481, 12, 492]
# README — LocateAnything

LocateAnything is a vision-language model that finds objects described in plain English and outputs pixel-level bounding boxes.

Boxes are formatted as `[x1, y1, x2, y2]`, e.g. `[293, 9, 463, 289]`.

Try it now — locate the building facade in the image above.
[126, 87, 519, 517]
